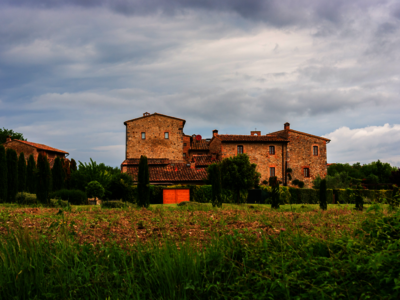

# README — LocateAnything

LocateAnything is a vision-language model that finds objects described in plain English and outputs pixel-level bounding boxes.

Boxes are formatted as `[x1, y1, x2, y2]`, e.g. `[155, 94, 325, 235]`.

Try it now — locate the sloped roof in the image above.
[271, 129, 331, 142]
[127, 163, 207, 182]
[192, 155, 215, 166]
[6, 140, 69, 154]
[121, 158, 170, 166]
[124, 112, 186, 126]
[215, 135, 288, 142]
[190, 139, 210, 150]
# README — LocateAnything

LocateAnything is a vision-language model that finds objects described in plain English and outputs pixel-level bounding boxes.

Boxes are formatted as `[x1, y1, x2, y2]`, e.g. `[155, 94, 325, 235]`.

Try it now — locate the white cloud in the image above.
[324, 124, 400, 166]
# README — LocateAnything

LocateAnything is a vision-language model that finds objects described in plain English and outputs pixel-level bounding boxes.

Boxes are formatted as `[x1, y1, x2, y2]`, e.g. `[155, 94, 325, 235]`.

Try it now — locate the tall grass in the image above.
[1, 205, 400, 299]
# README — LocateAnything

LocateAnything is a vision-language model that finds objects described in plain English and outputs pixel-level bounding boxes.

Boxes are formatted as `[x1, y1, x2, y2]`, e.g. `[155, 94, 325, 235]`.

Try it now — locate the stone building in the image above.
[121, 112, 330, 187]
[3, 137, 69, 167]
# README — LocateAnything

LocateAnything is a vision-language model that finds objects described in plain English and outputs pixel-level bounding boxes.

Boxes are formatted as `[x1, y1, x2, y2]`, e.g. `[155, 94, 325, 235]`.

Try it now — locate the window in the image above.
[183, 153, 186, 157]
[304, 168, 310, 177]
[165, 132, 169, 139]
[237, 145, 243, 154]
[270, 167, 275, 177]
[141, 132, 146, 139]
[184, 143, 187, 147]
[269, 146, 275, 155]
[313, 146, 318, 156]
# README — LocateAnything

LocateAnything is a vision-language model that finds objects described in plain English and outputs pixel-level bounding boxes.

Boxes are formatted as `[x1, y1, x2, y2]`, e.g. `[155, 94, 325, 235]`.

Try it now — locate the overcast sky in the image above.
[1, 0, 399, 167]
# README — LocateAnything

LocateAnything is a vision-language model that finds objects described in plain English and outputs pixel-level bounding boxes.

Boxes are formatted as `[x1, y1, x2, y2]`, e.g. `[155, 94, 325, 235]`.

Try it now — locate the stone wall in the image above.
[4, 141, 38, 161]
[286, 131, 328, 187]
[219, 142, 286, 183]
[125, 114, 185, 161]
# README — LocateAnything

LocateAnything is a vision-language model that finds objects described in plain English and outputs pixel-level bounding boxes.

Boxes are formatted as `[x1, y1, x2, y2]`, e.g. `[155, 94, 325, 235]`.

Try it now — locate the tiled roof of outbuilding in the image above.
[6, 140, 69, 154]
[192, 155, 215, 166]
[215, 135, 288, 142]
[127, 163, 207, 182]
[190, 139, 210, 150]
[122, 158, 170, 166]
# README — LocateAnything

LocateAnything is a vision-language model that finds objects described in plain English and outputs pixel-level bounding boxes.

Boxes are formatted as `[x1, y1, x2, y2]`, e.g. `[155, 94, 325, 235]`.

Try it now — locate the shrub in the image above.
[319, 179, 327, 210]
[269, 176, 280, 209]
[207, 163, 222, 208]
[106, 173, 134, 202]
[36, 154, 51, 204]
[355, 189, 363, 211]
[0, 145, 7, 202]
[52, 157, 64, 192]
[86, 181, 104, 201]
[16, 192, 37, 205]
[6, 148, 18, 203]
[193, 185, 212, 203]
[50, 189, 87, 205]
[50, 198, 69, 208]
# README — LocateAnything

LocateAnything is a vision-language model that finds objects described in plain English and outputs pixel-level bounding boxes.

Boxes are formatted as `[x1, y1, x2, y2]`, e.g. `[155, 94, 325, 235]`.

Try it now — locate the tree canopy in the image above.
[0, 128, 26, 144]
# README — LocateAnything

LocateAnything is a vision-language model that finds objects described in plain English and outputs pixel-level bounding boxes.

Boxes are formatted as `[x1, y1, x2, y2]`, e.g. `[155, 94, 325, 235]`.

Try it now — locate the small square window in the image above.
[304, 168, 310, 177]
[184, 143, 187, 147]
[141, 132, 146, 139]
[270, 167, 275, 177]
[165, 132, 169, 139]
[183, 153, 186, 157]
[313, 146, 318, 156]
[237, 145, 243, 154]
[269, 146, 275, 155]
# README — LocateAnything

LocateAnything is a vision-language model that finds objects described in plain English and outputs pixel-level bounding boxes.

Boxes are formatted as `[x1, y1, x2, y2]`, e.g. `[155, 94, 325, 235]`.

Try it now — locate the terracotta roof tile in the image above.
[192, 155, 215, 166]
[271, 129, 331, 142]
[216, 135, 288, 142]
[127, 163, 207, 182]
[122, 158, 170, 166]
[9, 140, 69, 154]
[190, 139, 210, 150]
[124, 113, 186, 126]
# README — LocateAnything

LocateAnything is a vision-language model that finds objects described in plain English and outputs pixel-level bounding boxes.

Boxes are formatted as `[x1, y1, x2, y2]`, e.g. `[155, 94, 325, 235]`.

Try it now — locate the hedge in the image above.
[333, 189, 392, 204]
[50, 189, 87, 205]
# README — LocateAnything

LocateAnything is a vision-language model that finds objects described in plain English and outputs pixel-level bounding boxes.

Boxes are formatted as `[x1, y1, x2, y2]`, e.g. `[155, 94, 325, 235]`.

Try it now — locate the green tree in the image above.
[36, 154, 51, 204]
[207, 162, 222, 208]
[6, 148, 18, 202]
[355, 189, 363, 211]
[137, 155, 150, 208]
[319, 178, 327, 210]
[0, 145, 7, 201]
[0, 128, 26, 144]
[269, 176, 280, 209]
[86, 181, 104, 202]
[52, 157, 65, 191]
[220, 154, 260, 204]
[17, 152, 27, 193]
[70, 159, 77, 172]
[26, 155, 36, 194]
[106, 173, 134, 202]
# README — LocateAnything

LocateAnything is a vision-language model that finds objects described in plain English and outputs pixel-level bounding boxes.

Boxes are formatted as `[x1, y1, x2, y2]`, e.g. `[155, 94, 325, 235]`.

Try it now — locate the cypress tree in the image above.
[355, 189, 363, 211]
[63, 159, 71, 189]
[36, 154, 51, 204]
[269, 176, 280, 209]
[0, 145, 7, 202]
[137, 155, 150, 208]
[70, 159, 77, 172]
[211, 163, 222, 208]
[319, 178, 327, 210]
[26, 155, 36, 194]
[52, 157, 64, 191]
[17, 152, 27, 193]
[6, 148, 18, 202]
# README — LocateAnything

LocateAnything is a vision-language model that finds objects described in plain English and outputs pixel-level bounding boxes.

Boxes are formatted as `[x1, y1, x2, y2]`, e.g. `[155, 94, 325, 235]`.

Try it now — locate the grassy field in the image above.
[0, 203, 399, 299]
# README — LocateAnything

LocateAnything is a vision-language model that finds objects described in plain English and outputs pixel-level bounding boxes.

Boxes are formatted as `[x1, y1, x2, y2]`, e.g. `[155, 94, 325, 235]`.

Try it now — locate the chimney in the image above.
[6, 136, 11, 142]
[143, 112, 150, 116]
[190, 162, 196, 169]
[212, 129, 218, 137]
[284, 122, 290, 130]
[251, 131, 261, 136]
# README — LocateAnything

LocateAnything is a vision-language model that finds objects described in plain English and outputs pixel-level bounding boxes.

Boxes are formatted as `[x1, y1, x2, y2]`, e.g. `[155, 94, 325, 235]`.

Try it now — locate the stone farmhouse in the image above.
[3, 136, 69, 167]
[121, 112, 330, 187]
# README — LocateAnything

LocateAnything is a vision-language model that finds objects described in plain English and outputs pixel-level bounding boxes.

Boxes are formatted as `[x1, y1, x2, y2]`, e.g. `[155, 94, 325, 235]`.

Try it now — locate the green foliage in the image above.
[17, 153, 26, 193]
[16, 192, 37, 205]
[36, 154, 51, 204]
[106, 173, 134, 202]
[193, 185, 212, 203]
[292, 179, 305, 188]
[70, 159, 77, 172]
[0, 128, 26, 144]
[0, 145, 7, 202]
[207, 163, 222, 207]
[387, 185, 400, 209]
[319, 179, 327, 210]
[355, 189, 364, 211]
[26, 155, 36, 194]
[137, 155, 150, 208]
[51, 157, 65, 192]
[6, 148, 18, 203]
[86, 181, 105, 200]
[50, 189, 87, 205]
[220, 154, 260, 204]
[101, 200, 132, 209]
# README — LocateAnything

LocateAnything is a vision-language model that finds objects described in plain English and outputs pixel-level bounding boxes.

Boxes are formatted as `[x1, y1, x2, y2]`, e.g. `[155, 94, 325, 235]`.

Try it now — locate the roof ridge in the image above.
[124, 112, 186, 125]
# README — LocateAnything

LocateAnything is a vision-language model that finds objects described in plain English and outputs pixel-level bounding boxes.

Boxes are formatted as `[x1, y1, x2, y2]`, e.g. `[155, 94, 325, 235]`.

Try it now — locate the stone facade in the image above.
[125, 113, 186, 161]
[121, 113, 330, 187]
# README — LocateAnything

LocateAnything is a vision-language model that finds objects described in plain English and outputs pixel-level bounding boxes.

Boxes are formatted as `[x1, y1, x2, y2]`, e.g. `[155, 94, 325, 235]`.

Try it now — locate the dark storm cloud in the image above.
[2, 0, 390, 27]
